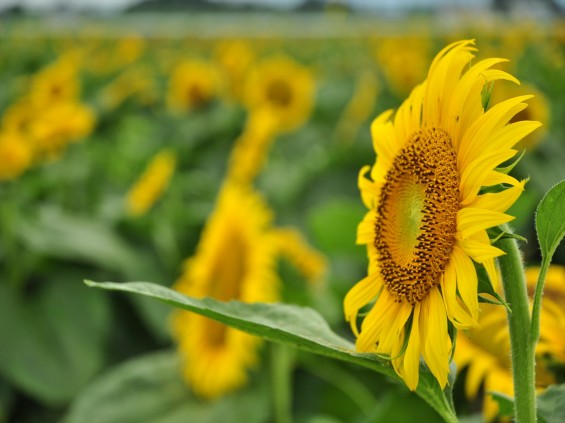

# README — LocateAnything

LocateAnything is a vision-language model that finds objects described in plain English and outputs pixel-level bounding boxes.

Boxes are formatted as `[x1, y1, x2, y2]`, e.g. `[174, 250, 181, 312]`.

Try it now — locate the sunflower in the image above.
[167, 59, 223, 112]
[344, 40, 540, 391]
[28, 56, 80, 108]
[244, 55, 314, 133]
[455, 266, 565, 421]
[29, 101, 95, 158]
[126, 149, 177, 217]
[172, 182, 280, 399]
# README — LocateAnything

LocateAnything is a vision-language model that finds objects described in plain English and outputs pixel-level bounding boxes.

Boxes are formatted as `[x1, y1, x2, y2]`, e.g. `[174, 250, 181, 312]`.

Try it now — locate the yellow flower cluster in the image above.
[0, 55, 95, 180]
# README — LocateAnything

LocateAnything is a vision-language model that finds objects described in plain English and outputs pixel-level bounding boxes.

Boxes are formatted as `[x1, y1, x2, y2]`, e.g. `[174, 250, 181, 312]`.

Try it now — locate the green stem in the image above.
[530, 256, 550, 349]
[498, 236, 536, 423]
[271, 344, 293, 423]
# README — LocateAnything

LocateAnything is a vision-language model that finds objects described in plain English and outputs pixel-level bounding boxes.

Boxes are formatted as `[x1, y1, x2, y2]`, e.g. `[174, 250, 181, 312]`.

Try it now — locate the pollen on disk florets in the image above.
[375, 127, 460, 304]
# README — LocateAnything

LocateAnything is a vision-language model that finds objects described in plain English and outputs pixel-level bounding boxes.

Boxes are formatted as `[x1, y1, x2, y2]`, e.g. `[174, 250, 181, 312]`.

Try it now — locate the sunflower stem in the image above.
[498, 235, 537, 423]
[271, 344, 294, 423]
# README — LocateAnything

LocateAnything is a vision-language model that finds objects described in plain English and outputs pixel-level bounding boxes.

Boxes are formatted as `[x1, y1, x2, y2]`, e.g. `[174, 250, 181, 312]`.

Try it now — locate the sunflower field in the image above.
[2, 11, 565, 423]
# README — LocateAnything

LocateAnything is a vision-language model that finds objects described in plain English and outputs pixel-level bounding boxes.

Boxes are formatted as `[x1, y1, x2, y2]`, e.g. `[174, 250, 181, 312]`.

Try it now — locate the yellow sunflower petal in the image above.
[344, 273, 382, 336]
[421, 288, 450, 388]
[457, 207, 514, 239]
[468, 179, 526, 213]
[451, 245, 479, 320]
[441, 263, 476, 329]
[403, 303, 422, 391]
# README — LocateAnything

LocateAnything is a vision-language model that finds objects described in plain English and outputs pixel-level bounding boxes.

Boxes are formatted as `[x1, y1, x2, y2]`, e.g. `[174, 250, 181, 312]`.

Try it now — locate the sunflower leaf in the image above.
[532, 180, 565, 344]
[536, 383, 565, 423]
[84, 280, 459, 423]
[536, 179, 565, 263]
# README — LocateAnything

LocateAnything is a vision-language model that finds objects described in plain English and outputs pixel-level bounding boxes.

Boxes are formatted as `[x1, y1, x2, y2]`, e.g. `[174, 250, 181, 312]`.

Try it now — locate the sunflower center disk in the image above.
[267, 79, 292, 106]
[375, 127, 460, 305]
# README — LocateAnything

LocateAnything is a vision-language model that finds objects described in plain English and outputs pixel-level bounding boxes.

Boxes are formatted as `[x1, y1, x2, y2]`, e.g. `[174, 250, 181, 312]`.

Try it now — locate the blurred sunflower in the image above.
[126, 149, 177, 217]
[29, 101, 95, 158]
[455, 266, 565, 421]
[172, 182, 326, 399]
[172, 183, 280, 399]
[344, 40, 540, 390]
[244, 55, 315, 133]
[167, 59, 223, 112]
[0, 131, 33, 181]
[28, 56, 80, 107]
[491, 82, 549, 150]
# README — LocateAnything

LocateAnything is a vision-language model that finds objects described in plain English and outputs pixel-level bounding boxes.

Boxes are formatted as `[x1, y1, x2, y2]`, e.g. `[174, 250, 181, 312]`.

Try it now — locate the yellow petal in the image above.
[451, 245, 479, 320]
[421, 288, 450, 388]
[357, 211, 375, 245]
[441, 264, 476, 329]
[458, 237, 505, 262]
[469, 179, 526, 213]
[457, 207, 514, 239]
[403, 303, 422, 391]
[344, 273, 382, 336]
[460, 149, 517, 205]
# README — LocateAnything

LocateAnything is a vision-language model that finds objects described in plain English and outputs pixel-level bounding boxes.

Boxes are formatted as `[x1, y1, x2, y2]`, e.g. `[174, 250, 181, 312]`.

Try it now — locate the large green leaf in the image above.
[85, 280, 457, 423]
[537, 384, 565, 423]
[0, 278, 110, 405]
[64, 351, 269, 423]
[536, 179, 565, 263]
[18, 206, 140, 277]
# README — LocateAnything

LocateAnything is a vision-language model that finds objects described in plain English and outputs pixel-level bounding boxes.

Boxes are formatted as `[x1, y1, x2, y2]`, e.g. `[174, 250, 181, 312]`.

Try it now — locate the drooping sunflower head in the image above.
[167, 59, 223, 112]
[244, 55, 315, 133]
[172, 182, 280, 399]
[345, 40, 541, 391]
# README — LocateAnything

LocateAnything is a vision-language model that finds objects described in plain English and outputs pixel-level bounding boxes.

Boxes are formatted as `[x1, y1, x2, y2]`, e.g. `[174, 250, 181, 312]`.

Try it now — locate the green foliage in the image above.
[64, 351, 270, 423]
[0, 279, 110, 405]
[537, 384, 565, 423]
[85, 280, 457, 422]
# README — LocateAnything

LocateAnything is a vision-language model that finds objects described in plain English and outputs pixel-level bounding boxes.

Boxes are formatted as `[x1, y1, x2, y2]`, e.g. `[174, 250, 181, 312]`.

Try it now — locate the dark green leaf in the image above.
[18, 206, 140, 276]
[536, 179, 565, 263]
[85, 280, 457, 423]
[0, 278, 110, 405]
[537, 384, 565, 423]
[64, 351, 269, 423]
